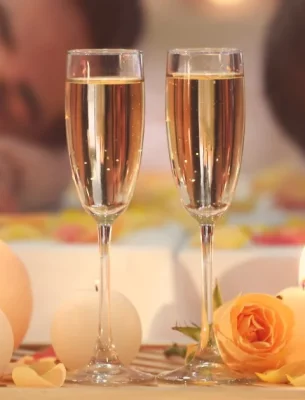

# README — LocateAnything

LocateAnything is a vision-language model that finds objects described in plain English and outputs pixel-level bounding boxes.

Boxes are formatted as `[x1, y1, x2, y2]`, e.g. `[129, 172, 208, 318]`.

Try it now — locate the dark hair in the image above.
[74, 0, 145, 49]
[43, 0, 144, 149]
[264, 0, 305, 151]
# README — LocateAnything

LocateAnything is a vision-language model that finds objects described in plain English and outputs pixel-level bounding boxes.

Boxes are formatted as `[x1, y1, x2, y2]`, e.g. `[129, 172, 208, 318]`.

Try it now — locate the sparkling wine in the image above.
[65, 78, 144, 222]
[166, 73, 245, 222]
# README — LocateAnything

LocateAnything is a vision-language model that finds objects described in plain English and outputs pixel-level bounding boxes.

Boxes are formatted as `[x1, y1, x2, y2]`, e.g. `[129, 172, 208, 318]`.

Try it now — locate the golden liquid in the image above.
[65, 78, 144, 222]
[166, 73, 245, 222]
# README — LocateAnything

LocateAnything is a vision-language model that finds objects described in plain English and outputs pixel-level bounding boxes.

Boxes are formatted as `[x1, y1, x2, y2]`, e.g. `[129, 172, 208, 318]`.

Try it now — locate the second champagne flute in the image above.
[158, 48, 246, 385]
[65, 49, 153, 386]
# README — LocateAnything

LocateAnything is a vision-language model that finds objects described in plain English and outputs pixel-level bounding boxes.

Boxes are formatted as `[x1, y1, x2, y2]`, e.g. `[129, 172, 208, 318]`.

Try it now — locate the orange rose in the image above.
[214, 293, 294, 373]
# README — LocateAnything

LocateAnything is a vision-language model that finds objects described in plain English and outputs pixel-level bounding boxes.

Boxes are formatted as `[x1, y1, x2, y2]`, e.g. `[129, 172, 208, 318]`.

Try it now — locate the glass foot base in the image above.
[157, 360, 254, 386]
[66, 362, 155, 387]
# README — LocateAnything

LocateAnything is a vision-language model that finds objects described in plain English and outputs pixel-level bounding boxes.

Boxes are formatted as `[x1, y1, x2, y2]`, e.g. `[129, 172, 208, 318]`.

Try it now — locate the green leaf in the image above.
[164, 343, 186, 358]
[213, 279, 223, 311]
[172, 323, 201, 342]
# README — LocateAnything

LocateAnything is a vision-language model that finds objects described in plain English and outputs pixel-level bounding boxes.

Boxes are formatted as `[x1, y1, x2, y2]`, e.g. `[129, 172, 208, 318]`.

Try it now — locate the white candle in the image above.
[278, 248, 305, 363]
[51, 291, 142, 371]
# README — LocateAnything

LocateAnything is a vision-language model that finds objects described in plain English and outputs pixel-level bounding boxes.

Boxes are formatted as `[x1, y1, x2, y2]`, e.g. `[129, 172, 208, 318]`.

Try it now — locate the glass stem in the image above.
[91, 223, 119, 365]
[195, 223, 222, 363]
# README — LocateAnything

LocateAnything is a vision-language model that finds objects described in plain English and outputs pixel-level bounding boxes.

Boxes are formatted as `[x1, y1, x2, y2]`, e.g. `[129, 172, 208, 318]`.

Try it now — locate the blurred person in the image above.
[0, 0, 144, 212]
[264, 0, 305, 153]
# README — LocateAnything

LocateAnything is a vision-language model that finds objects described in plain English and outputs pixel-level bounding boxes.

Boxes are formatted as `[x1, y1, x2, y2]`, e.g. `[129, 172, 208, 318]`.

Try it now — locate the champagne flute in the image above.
[158, 48, 245, 385]
[65, 49, 153, 386]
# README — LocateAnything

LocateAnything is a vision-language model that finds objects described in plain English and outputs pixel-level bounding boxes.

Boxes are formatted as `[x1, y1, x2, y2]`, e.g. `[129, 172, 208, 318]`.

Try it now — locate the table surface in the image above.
[3, 345, 305, 399]
[2, 385, 305, 400]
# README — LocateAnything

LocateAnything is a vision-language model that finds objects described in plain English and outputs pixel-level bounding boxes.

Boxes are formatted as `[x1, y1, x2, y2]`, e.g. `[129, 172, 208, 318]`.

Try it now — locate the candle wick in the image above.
[302, 281, 305, 291]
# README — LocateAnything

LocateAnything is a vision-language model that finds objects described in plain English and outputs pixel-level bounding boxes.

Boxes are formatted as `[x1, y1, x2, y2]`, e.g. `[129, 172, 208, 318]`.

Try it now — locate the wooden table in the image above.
[5, 346, 305, 399]
[2, 385, 305, 400]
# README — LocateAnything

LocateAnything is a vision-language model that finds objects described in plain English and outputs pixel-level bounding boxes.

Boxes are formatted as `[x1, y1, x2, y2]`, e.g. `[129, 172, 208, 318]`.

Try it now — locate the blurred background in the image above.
[141, 0, 300, 173]
[1, 0, 305, 249]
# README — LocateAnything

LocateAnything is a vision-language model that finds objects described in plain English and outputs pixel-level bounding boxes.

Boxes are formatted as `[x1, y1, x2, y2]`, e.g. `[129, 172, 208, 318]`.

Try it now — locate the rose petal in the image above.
[12, 363, 66, 388]
[42, 363, 66, 387]
[262, 307, 276, 328]
[214, 300, 234, 341]
[12, 366, 55, 388]
[29, 360, 58, 376]
[217, 328, 286, 373]
[253, 312, 272, 342]
[256, 361, 305, 384]
[232, 295, 294, 351]
[287, 374, 305, 387]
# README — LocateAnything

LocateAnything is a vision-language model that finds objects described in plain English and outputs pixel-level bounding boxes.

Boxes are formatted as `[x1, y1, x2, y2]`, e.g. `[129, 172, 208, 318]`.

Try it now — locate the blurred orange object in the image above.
[0, 210, 125, 243]
[51, 210, 124, 243]
[0, 213, 55, 241]
[274, 174, 305, 210]
[190, 225, 250, 249]
[0, 213, 53, 230]
[252, 164, 292, 194]
[252, 227, 305, 246]
[52, 224, 93, 243]
[0, 224, 45, 241]
[133, 172, 176, 205]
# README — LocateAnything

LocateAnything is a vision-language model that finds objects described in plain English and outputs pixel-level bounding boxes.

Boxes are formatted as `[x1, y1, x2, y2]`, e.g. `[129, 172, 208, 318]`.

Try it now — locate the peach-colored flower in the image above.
[214, 293, 294, 373]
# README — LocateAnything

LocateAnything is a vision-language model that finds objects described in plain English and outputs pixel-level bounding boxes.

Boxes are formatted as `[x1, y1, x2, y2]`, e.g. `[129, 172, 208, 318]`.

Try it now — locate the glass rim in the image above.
[168, 48, 242, 56]
[67, 49, 143, 56]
